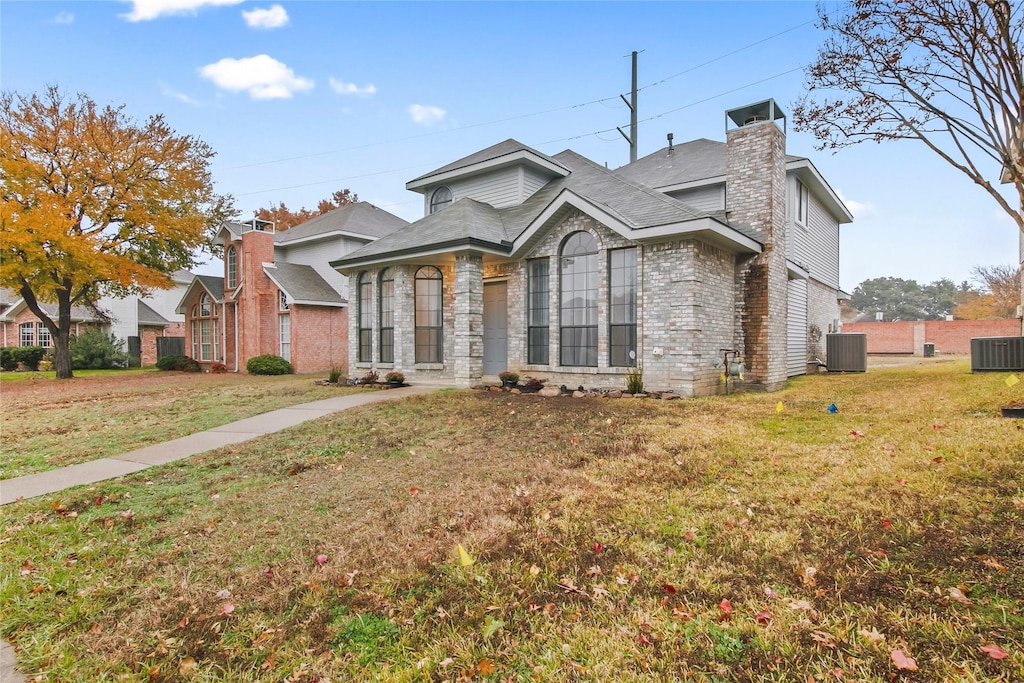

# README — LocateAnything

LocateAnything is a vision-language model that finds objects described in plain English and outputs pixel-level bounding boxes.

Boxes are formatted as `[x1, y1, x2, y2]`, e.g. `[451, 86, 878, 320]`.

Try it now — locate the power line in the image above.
[226, 16, 821, 171]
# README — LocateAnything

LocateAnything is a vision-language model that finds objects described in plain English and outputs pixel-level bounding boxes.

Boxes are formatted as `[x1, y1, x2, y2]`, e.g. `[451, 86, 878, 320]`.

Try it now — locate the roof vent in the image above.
[667, 132, 674, 153]
[725, 98, 786, 133]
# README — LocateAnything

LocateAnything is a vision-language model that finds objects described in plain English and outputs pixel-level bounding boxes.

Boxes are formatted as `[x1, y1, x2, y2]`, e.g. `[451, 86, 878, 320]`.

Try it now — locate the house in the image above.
[177, 202, 407, 373]
[0, 270, 192, 366]
[331, 99, 854, 395]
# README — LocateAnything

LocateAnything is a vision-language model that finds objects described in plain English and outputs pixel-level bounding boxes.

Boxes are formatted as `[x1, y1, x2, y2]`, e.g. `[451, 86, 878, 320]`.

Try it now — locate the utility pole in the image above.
[617, 50, 639, 163]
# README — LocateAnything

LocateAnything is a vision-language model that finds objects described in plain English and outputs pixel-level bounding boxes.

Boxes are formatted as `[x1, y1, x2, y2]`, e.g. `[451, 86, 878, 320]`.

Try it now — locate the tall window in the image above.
[796, 180, 808, 225]
[559, 232, 599, 366]
[379, 269, 394, 363]
[190, 293, 219, 361]
[357, 273, 372, 363]
[430, 186, 452, 214]
[279, 313, 291, 362]
[527, 259, 549, 364]
[226, 246, 238, 288]
[415, 266, 442, 363]
[609, 247, 637, 367]
[19, 322, 34, 346]
[36, 322, 52, 349]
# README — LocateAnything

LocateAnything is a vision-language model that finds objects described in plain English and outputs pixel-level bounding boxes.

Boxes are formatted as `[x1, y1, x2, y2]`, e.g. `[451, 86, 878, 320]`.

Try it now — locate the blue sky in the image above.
[2, 0, 1019, 292]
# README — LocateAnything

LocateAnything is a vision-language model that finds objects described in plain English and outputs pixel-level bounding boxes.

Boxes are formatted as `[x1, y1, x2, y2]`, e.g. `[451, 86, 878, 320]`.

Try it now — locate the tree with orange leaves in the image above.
[255, 188, 358, 230]
[1, 86, 233, 379]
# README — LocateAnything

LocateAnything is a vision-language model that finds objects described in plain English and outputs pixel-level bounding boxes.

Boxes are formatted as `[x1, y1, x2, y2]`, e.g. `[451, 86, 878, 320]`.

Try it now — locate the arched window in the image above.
[357, 272, 372, 363]
[559, 232, 598, 366]
[191, 293, 219, 362]
[226, 246, 238, 288]
[429, 186, 452, 214]
[379, 268, 394, 363]
[415, 266, 442, 363]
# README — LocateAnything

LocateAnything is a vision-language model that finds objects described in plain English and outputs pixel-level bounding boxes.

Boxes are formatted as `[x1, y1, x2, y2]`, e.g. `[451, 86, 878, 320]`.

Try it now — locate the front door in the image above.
[483, 281, 508, 376]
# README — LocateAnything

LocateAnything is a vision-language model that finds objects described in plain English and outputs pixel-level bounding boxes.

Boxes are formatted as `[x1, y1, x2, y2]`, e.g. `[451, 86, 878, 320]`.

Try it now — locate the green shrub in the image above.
[498, 371, 519, 386]
[70, 331, 127, 370]
[328, 366, 343, 383]
[246, 354, 294, 375]
[9, 346, 47, 371]
[384, 371, 405, 385]
[625, 364, 644, 394]
[0, 347, 20, 371]
[155, 354, 201, 372]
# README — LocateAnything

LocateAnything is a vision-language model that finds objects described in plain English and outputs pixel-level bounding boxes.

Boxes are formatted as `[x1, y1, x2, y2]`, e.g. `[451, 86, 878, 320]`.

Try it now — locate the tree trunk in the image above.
[52, 327, 73, 379]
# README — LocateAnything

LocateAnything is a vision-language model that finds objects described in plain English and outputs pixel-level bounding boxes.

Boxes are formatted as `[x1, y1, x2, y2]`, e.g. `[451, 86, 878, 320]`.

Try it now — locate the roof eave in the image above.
[787, 159, 855, 224]
[406, 150, 571, 192]
[332, 238, 513, 272]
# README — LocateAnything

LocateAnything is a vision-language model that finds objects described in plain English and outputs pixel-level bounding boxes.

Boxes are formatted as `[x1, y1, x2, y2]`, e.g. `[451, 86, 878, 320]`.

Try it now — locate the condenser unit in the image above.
[826, 333, 867, 372]
[970, 336, 1024, 372]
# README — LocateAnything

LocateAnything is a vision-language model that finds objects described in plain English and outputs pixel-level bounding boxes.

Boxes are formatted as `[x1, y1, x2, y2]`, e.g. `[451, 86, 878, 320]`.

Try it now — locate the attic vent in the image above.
[743, 115, 768, 126]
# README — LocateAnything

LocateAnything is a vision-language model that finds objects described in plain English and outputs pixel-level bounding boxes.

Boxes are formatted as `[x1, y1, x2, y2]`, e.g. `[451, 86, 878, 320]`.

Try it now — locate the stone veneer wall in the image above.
[726, 121, 789, 391]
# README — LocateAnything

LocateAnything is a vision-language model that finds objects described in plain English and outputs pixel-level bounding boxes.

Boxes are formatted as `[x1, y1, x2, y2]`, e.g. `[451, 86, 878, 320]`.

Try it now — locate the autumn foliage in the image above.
[254, 188, 358, 230]
[0, 86, 231, 378]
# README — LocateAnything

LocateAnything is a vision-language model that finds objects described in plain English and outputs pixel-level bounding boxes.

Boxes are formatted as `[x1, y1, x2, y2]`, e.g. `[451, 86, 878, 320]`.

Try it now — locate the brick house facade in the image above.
[178, 203, 406, 373]
[334, 100, 854, 394]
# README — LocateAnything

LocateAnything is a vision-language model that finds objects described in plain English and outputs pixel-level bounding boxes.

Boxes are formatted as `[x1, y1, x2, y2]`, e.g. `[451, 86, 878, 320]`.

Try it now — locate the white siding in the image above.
[522, 167, 551, 200]
[787, 277, 808, 376]
[666, 184, 725, 212]
[446, 167, 522, 209]
[277, 236, 366, 299]
[787, 175, 840, 289]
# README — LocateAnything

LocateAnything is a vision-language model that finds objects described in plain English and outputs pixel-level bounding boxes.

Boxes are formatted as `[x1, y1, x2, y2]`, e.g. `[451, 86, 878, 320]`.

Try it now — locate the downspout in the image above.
[233, 302, 239, 372]
[222, 302, 227, 365]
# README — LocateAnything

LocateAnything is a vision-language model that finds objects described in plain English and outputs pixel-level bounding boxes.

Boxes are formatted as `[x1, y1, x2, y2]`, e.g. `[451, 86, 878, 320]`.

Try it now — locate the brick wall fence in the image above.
[842, 319, 1021, 355]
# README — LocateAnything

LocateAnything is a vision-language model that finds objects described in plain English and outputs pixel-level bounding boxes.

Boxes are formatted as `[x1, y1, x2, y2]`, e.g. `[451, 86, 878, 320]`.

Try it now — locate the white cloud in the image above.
[121, 0, 243, 22]
[52, 11, 75, 24]
[199, 55, 314, 99]
[329, 78, 376, 97]
[159, 82, 202, 106]
[408, 104, 446, 126]
[242, 5, 288, 29]
[836, 189, 876, 219]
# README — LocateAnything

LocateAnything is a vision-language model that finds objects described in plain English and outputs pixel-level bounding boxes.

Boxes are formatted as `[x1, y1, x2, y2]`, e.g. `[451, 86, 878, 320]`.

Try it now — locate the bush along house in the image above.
[331, 100, 853, 394]
[176, 202, 407, 373]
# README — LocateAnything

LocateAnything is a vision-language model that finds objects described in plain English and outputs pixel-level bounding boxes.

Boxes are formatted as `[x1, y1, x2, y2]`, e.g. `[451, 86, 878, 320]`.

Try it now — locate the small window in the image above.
[19, 322, 35, 347]
[36, 322, 52, 349]
[199, 293, 211, 317]
[279, 290, 290, 311]
[226, 246, 238, 288]
[796, 181, 808, 225]
[429, 186, 453, 214]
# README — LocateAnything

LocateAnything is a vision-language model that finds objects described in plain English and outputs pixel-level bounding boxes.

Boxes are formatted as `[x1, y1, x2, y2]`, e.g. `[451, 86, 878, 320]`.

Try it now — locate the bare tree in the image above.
[793, 0, 1023, 235]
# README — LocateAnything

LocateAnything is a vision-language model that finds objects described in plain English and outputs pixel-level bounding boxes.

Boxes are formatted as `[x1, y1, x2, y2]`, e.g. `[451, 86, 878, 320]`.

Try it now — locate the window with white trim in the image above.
[226, 246, 238, 289]
[429, 186, 452, 214]
[357, 272, 372, 363]
[609, 247, 637, 367]
[559, 232, 598, 367]
[527, 259, 549, 364]
[279, 312, 291, 362]
[36, 322, 52, 349]
[19, 322, 34, 346]
[796, 180, 808, 226]
[415, 266, 442, 363]
[379, 269, 394, 363]
[190, 293, 219, 361]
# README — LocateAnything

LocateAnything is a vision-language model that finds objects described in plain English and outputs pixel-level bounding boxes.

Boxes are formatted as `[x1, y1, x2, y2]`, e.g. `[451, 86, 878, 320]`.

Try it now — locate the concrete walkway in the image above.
[1, 383, 447, 680]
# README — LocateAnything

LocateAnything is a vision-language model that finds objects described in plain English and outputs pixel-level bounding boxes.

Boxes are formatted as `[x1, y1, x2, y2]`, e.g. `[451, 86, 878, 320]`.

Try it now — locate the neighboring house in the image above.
[332, 99, 854, 395]
[0, 270, 192, 366]
[177, 202, 408, 373]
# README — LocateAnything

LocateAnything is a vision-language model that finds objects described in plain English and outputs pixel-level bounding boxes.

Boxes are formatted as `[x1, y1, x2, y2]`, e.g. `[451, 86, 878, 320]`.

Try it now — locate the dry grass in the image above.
[0, 370, 360, 479]
[1, 360, 1022, 681]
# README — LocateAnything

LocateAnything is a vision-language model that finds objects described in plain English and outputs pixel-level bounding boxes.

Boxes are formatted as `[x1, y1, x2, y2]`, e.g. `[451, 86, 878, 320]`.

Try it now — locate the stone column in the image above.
[726, 119, 788, 390]
[453, 252, 484, 387]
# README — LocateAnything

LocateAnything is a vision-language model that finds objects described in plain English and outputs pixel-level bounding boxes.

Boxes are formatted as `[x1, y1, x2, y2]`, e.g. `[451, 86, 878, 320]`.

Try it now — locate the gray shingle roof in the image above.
[275, 202, 408, 244]
[407, 139, 569, 186]
[265, 262, 344, 305]
[137, 300, 172, 326]
[334, 146, 758, 268]
[615, 139, 803, 188]
[195, 275, 225, 301]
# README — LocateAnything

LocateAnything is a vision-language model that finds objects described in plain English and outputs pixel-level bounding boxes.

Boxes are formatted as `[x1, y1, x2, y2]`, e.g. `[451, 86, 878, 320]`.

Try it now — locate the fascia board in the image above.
[175, 278, 223, 314]
[787, 159, 855, 224]
[276, 230, 376, 247]
[406, 150, 570, 191]
[511, 189, 636, 255]
[290, 299, 346, 308]
[655, 175, 727, 193]
[787, 260, 810, 280]
[631, 217, 763, 254]
[332, 241, 510, 273]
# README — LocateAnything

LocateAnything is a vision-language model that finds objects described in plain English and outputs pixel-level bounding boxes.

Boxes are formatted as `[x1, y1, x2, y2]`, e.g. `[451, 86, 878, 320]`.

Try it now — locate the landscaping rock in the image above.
[608, 390, 623, 399]
[661, 392, 681, 400]
[572, 390, 586, 398]
[510, 388, 522, 395]
[489, 386, 502, 393]
[538, 385, 561, 397]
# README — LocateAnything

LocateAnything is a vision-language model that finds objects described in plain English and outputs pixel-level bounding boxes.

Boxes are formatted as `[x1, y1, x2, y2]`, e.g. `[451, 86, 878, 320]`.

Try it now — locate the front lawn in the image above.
[1, 360, 1021, 681]
[1, 370, 361, 479]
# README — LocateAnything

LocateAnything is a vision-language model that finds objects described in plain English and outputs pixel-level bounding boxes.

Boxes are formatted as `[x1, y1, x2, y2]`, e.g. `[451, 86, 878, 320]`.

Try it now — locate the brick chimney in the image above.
[725, 99, 788, 390]
[238, 219, 277, 365]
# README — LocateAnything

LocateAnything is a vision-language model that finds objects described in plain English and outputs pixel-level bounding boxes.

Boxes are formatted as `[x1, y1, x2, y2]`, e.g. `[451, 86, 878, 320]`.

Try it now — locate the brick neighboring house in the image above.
[332, 99, 854, 394]
[0, 270, 192, 365]
[177, 202, 407, 373]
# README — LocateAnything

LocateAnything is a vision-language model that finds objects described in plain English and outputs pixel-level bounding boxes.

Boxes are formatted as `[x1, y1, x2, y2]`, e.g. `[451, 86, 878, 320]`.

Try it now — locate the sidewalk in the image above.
[1, 383, 448, 682]
[1, 384, 443, 505]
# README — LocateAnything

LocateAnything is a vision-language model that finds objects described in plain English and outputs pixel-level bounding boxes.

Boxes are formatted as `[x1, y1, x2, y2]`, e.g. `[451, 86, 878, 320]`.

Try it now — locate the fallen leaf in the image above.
[570, 437, 579, 446]
[932, 456, 945, 464]
[408, 486, 420, 496]
[800, 566, 818, 587]
[858, 627, 886, 645]
[662, 583, 677, 595]
[683, 530, 696, 542]
[947, 586, 972, 604]
[881, 518, 892, 530]
[219, 603, 235, 616]
[477, 658, 496, 675]
[638, 634, 652, 645]
[592, 584, 609, 599]
[850, 430, 864, 438]
[482, 617, 504, 640]
[592, 542, 604, 554]
[931, 424, 945, 430]
[979, 643, 1008, 660]
[981, 556, 1006, 572]
[178, 656, 199, 676]
[811, 630, 837, 648]
[586, 565, 602, 576]
[896, 478, 906, 486]
[447, 417, 456, 425]
[315, 554, 328, 566]
[754, 609, 772, 624]
[529, 564, 541, 577]
[891, 649, 918, 671]
[718, 598, 733, 616]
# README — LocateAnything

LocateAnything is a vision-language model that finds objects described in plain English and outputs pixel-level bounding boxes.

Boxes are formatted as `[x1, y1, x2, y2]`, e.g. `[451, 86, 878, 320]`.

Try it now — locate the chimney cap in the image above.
[726, 98, 786, 132]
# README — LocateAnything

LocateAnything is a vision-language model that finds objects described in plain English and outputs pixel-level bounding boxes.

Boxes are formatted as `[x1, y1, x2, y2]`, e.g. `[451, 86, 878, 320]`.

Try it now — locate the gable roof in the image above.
[275, 202, 409, 244]
[406, 139, 571, 191]
[334, 147, 762, 269]
[137, 300, 172, 326]
[0, 295, 107, 323]
[174, 275, 225, 314]
[263, 262, 345, 306]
